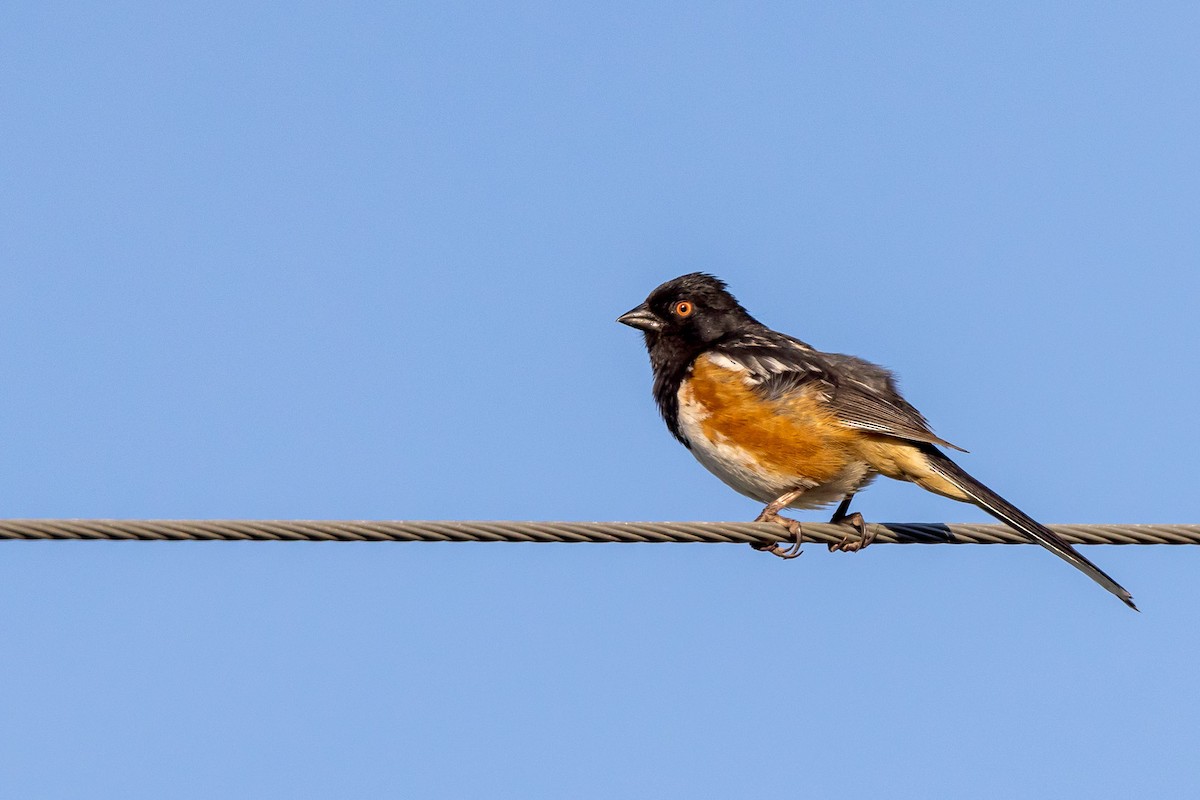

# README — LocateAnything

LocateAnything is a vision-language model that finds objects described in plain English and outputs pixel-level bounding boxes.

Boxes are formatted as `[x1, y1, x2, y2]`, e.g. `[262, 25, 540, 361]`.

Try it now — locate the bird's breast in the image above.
[675, 353, 869, 507]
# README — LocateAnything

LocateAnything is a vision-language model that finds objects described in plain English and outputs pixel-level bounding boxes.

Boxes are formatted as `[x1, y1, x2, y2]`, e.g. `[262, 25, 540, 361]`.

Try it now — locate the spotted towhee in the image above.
[618, 273, 1135, 610]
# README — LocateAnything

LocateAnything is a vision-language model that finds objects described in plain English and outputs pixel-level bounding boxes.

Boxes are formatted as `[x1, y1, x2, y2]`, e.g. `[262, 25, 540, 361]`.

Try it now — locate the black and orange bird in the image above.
[618, 273, 1135, 610]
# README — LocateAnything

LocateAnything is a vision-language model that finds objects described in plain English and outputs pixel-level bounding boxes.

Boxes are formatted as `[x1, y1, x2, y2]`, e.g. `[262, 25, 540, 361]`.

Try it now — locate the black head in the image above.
[616, 273, 758, 348]
[618, 273, 762, 444]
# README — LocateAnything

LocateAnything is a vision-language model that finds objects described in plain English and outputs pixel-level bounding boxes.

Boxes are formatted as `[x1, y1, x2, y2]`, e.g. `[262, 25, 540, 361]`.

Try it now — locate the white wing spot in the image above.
[705, 352, 747, 373]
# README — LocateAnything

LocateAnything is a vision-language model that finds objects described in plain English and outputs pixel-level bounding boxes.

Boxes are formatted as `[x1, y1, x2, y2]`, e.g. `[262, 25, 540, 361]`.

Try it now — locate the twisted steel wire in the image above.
[0, 519, 1195, 546]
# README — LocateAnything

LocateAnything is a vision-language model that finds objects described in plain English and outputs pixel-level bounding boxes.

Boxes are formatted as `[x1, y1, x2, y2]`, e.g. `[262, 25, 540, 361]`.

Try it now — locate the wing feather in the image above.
[714, 337, 966, 452]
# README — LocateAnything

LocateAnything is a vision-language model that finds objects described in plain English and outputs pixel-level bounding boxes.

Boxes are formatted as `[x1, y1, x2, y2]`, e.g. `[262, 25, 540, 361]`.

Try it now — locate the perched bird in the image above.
[618, 272, 1135, 610]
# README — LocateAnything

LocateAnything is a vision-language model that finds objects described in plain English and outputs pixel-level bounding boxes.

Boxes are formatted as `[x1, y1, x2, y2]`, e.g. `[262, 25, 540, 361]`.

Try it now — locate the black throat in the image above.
[646, 332, 709, 447]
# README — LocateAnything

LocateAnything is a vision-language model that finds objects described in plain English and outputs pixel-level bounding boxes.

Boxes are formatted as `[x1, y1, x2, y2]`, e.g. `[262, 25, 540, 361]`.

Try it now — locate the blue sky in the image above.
[2, 2, 1198, 797]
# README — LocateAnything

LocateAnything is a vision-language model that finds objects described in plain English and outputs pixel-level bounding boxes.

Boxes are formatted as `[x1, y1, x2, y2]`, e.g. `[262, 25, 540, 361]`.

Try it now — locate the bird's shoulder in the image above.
[703, 330, 831, 391]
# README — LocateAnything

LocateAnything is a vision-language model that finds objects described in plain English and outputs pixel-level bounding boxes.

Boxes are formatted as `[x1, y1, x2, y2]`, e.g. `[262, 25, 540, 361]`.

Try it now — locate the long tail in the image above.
[922, 446, 1137, 611]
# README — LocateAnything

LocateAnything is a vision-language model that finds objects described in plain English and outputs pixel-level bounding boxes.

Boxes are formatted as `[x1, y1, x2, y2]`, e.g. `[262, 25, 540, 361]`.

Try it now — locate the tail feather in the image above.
[922, 447, 1137, 611]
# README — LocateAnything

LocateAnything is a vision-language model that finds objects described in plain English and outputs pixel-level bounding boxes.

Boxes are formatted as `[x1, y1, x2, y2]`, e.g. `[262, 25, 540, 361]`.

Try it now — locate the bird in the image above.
[617, 272, 1136, 610]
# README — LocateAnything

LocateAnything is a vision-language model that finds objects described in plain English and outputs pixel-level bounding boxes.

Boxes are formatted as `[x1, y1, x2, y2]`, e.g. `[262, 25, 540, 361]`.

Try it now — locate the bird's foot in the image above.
[828, 509, 873, 553]
[751, 508, 804, 559]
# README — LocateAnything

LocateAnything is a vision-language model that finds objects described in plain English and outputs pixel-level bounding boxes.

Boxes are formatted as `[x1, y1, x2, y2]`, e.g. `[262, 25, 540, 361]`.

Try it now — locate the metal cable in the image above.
[0, 519, 1195, 546]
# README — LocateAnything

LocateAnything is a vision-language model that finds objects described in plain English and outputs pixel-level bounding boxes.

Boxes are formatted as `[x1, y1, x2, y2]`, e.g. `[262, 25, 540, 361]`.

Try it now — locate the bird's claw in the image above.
[751, 511, 804, 559]
[828, 510, 873, 553]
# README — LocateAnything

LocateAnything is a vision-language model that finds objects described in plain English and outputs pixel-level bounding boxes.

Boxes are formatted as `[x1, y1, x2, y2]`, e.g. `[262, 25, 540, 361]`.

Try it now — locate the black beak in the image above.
[617, 303, 663, 333]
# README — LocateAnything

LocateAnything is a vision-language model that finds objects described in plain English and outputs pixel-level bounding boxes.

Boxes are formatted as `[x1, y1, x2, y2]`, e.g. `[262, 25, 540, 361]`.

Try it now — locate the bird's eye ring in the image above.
[673, 301, 694, 317]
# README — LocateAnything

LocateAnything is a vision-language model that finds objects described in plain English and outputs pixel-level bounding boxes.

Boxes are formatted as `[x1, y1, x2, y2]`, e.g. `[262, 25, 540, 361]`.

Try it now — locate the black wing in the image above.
[717, 335, 966, 452]
[824, 353, 966, 452]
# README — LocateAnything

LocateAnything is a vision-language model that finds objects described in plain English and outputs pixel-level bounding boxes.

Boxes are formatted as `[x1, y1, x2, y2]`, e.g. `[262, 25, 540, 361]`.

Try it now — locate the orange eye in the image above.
[673, 301, 694, 317]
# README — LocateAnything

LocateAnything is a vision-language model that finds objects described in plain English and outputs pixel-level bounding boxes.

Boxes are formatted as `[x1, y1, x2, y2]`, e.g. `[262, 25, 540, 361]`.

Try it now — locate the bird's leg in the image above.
[827, 492, 873, 553]
[750, 488, 807, 559]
